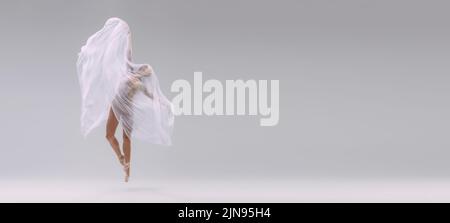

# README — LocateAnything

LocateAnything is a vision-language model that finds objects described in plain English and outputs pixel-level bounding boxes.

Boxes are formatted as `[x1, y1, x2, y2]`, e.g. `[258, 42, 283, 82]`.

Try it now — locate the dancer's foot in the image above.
[123, 162, 130, 182]
[118, 155, 125, 166]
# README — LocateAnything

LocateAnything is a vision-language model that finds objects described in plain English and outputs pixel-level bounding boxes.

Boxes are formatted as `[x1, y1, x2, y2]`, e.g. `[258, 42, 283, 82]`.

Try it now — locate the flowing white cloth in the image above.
[76, 18, 174, 145]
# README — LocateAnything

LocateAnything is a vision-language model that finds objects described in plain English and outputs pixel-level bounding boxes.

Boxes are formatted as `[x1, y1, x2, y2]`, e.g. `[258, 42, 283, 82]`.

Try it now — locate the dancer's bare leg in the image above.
[123, 130, 131, 181]
[106, 108, 124, 165]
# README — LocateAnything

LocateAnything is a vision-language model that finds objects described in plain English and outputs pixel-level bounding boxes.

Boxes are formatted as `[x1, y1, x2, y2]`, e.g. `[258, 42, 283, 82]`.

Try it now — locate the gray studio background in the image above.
[1, 0, 449, 181]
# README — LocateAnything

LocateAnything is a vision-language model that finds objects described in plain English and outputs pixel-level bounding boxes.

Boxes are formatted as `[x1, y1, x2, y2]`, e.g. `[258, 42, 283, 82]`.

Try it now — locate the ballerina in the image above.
[77, 18, 174, 182]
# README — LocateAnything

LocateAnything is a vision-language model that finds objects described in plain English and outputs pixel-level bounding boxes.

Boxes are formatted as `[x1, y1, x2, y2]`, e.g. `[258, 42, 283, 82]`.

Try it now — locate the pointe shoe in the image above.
[123, 162, 130, 182]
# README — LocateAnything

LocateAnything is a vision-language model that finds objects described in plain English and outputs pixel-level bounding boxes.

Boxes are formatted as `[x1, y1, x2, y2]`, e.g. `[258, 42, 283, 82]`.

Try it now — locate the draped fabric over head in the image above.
[76, 18, 174, 145]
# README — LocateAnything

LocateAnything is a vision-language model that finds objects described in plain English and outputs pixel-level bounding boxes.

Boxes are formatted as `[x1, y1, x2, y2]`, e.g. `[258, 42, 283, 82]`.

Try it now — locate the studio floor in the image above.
[1, 178, 450, 202]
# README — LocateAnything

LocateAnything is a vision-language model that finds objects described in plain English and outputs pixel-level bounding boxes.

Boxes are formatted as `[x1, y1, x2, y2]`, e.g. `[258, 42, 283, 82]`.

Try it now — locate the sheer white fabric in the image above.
[76, 18, 174, 145]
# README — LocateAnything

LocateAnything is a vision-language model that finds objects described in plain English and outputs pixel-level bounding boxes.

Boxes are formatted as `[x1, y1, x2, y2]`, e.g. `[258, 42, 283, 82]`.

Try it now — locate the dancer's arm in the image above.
[127, 78, 153, 99]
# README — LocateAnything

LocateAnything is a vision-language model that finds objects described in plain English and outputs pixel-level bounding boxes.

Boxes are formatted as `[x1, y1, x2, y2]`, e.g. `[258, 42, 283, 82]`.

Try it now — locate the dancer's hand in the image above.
[144, 88, 153, 99]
